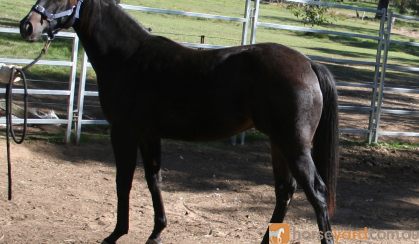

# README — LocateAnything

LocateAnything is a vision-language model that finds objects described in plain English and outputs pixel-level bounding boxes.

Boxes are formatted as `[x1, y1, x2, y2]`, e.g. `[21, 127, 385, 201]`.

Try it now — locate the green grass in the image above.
[129, 0, 418, 67]
[340, 137, 419, 149]
[0, 33, 75, 60]
[373, 141, 419, 150]
[0, 0, 32, 27]
[77, 131, 111, 144]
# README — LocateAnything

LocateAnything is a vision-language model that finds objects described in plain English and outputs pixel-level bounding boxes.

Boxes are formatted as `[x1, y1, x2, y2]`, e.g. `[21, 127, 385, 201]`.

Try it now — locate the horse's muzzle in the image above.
[19, 13, 47, 41]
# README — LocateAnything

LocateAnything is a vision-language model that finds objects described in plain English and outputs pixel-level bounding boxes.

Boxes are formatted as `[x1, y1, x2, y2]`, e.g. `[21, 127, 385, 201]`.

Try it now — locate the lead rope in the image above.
[22, 39, 52, 72]
[5, 39, 51, 200]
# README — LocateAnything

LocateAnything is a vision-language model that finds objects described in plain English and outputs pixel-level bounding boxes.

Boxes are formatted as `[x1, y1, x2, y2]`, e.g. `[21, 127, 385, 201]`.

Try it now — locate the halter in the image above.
[31, 0, 83, 39]
[32, 0, 84, 22]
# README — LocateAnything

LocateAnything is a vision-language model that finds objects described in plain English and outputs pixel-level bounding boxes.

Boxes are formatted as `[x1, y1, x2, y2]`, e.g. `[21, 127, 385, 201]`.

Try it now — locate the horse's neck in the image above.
[74, 0, 150, 71]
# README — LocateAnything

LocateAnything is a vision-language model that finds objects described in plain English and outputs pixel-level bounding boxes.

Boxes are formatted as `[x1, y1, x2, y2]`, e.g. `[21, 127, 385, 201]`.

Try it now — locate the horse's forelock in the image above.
[68, 0, 78, 7]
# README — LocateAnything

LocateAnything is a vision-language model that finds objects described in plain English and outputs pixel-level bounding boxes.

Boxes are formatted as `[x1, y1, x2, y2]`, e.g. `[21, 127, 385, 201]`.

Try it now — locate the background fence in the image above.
[0, 0, 417, 144]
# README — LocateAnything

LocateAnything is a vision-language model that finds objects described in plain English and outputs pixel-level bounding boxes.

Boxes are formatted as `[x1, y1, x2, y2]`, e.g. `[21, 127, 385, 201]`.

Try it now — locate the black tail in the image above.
[310, 61, 339, 217]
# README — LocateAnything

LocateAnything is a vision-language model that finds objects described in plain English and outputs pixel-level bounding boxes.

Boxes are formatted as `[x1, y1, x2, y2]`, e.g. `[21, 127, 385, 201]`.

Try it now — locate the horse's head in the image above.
[20, 0, 83, 41]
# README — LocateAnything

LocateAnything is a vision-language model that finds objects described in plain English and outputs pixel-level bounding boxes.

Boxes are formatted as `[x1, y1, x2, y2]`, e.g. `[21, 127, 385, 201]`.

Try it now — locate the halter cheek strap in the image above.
[75, 0, 84, 19]
[32, 0, 84, 22]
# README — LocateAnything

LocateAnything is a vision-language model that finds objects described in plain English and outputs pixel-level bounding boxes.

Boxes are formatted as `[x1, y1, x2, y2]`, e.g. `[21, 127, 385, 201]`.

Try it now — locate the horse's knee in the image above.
[275, 178, 297, 202]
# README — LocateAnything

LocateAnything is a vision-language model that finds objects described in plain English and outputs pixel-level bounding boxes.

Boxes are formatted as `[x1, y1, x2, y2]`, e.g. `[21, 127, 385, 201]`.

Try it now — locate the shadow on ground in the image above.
[24, 137, 419, 231]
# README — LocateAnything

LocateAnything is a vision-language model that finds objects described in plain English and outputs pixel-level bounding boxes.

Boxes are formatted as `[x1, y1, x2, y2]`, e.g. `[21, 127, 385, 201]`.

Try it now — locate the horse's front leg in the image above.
[103, 124, 138, 244]
[139, 138, 166, 244]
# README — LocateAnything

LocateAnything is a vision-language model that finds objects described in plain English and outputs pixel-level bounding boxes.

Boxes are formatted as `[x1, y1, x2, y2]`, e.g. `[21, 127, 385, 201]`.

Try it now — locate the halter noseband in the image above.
[32, 0, 84, 22]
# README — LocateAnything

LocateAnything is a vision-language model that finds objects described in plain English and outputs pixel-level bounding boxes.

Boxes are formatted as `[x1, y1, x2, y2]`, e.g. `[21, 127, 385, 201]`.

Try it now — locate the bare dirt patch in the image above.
[0, 138, 418, 244]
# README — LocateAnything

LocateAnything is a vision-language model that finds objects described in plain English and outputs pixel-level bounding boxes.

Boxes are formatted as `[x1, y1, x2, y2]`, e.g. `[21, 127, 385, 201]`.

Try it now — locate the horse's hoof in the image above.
[146, 238, 162, 244]
[102, 240, 115, 244]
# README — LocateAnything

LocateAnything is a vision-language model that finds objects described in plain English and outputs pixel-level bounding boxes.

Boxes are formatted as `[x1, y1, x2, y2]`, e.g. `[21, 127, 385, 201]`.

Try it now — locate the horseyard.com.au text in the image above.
[268, 223, 419, 243]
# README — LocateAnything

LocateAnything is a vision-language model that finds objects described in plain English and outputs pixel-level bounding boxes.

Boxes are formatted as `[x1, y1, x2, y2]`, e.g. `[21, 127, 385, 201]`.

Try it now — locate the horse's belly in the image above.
[157, 108, 253, 141]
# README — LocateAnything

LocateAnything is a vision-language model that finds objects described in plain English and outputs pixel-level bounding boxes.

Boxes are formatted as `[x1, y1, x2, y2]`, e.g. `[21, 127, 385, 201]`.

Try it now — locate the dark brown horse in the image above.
[20, 0, 339, 243]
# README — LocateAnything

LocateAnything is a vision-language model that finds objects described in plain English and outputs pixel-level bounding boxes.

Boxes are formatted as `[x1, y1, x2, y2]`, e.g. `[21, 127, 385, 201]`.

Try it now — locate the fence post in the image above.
[368, 8, 386, 144]
[229, 0, 253, 146]
[66, 35, 79, 144]
[373, 10, 393, 143]
[76, 52, 88, 144]
[241, 0, 252, 45]
[250, 0, 260, 44]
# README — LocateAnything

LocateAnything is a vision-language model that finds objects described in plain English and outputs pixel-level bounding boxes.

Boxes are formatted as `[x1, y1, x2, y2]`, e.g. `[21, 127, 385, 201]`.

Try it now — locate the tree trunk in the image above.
[375, 0, 390, 18]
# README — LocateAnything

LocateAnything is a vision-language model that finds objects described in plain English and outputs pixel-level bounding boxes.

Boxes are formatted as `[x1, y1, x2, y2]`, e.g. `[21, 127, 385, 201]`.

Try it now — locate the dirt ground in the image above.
[0, 136, 418, 244]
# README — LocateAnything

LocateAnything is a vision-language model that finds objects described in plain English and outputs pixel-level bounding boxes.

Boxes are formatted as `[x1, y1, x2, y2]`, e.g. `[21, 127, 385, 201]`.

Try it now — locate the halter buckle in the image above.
[33, 5, 45, 13]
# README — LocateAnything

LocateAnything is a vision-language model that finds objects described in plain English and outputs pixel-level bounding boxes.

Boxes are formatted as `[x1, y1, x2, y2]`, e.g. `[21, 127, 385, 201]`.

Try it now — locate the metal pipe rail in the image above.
[309, 55, 378, 66]
[372, 12, 419, 141]
[256, 22, 380, 41]
[392, 13, 419, 21]
[378, 131, 419, 137]
[120, 4, 247, 23]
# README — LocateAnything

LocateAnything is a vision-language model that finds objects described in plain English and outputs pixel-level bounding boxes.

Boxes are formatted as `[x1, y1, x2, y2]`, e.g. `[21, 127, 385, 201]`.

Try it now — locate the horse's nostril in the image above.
[20, 20, 33, 38]
[25, 22, 33, 35]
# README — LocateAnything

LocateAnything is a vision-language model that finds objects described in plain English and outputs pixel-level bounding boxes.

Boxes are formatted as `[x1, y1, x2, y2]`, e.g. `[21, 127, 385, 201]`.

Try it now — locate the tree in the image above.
[288, 4, 332, 26]
[409, 0, 419, 15]
[393, 0, 419, 15]
[375, 0, 390, 19]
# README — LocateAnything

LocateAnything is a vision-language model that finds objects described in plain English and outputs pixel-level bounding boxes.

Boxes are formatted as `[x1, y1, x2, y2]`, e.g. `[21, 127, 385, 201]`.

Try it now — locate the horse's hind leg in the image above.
[139, 138, 166, 244]
[261, 142, 297, 243]
[286, 147, 333, 244]
[103, 125, 138, 244]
